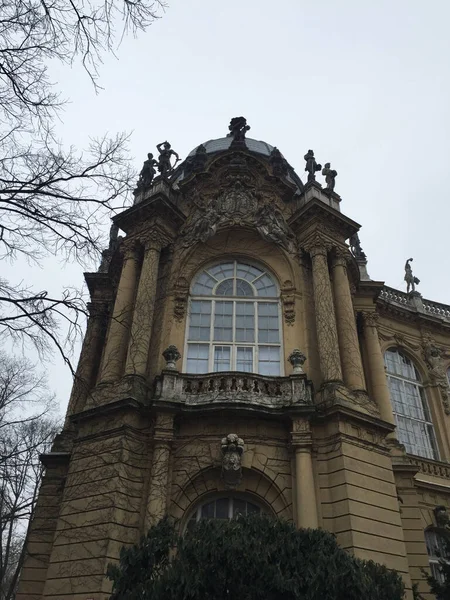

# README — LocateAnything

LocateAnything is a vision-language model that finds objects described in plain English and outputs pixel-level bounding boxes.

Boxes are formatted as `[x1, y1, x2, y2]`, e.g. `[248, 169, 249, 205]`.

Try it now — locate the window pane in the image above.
[236, 279, 254, 297]
[201, 500, 215, 519]
[254, 274, 277, 297]
[236, 263, 263, 282]
[208, 263, 234, 281]
[187, 344, 209, 374]
[246, 502, 260, 515]
[258, 303, 279, 343]
[192, 271, 216, 295]
[236, 302, 255, 342]
[216, 279, 234, 296]
[214, 301, 233, 341]
[188, 300, 211, 341]
[233, 498, 246, 517]
[237, 347, 253, 372]
[215, 498, 229, 519]
[258, 346, 280, 376]
[214, 346, 231, 372]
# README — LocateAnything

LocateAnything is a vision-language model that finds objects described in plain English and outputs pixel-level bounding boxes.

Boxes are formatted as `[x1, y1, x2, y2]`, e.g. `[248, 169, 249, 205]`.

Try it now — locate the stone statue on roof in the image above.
[137, 153, 158, 189]
[156, 141, 180, 176]
[322, 162, 337, 191]
[404, 258, 420, 293]
[349, 232, 366, 260]
[304, 149, 322, 183]
[227, 117, 250, 142]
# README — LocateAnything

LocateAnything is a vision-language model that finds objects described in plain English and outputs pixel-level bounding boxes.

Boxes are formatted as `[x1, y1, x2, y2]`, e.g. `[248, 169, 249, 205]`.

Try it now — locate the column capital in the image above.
[121, 238, 140, 261]
[330, 247, 351, 268]
[302, 233, 332, 258]
[291, 417, 312, 447]
[361, 310, 379, 328]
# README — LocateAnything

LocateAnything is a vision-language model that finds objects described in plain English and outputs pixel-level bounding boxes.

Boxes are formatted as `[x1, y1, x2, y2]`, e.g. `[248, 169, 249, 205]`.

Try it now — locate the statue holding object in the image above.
[157, 141, 181, 176]
[304, 149, 322, 183]
[137, 153, 158, 190]
[404, 258, 420, 293]
[322, 162, 337, 191]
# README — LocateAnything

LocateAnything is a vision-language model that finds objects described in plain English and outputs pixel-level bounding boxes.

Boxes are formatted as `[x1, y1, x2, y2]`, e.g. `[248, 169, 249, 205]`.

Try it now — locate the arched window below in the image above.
[186, 496, 263, 532]
[425, 528, 450, 584]
[384, 348, 438, 459]
[185, 261, 282, 376]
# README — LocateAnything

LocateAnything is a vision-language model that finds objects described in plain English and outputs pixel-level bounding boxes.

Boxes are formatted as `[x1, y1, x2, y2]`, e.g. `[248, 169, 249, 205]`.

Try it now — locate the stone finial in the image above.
[404, 258, 420, 294]
[221, 433, 244, 489]
[162, 345, 181, 370]
[288, 349, 307, 374]
[304, 149, 321, 183]
[434, 505, 450, 529]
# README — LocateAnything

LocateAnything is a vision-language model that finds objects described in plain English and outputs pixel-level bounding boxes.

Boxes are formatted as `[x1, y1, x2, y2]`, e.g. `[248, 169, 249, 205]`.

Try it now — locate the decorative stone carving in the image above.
[361, 311, 379, 328]
[404, 258, 420, 294]
[173, 276, 189, 321]
[157, 141, 181, 176]
[98, 223, 120, 272]
[434, 505, 450, 529]
[227, 116, 250, 142]
[221, 433, 244, 489]
[184, 144, 208, 176]
[349, 232, 366, 260]
[281, 280, 296, 325]
[137, 153, 158, 190]
[162, 345, 181, 370]
[304, 149, 321, 183]
[254, 201, 296, 253]
[288, 349, 307, 374]
[269, 147, 289, 177]
[179, 178, 296, 254]
[422, 334, 450, 414]
[322, 162, 337, 191]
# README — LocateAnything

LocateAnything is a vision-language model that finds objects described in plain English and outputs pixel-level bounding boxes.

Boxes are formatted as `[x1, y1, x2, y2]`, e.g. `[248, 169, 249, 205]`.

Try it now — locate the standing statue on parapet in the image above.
[138, 153, 158, 189]
[227, 117, 250, 142]
[322, 162, 337, 191]
[349, 233, 366, 259]
[304, 149, 322, 182]
[157, 141, 181, 176]
[404, 258, 420, 293]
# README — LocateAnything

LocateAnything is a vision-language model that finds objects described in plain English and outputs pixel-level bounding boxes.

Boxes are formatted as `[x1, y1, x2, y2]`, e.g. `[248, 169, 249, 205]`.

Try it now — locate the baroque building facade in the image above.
[18, 119, 450, 599]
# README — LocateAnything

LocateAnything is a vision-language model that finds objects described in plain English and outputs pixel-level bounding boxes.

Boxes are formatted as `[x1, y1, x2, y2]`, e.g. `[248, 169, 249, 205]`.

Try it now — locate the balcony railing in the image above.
[154, 370, 313, 410]
[379, 286, 450, 322]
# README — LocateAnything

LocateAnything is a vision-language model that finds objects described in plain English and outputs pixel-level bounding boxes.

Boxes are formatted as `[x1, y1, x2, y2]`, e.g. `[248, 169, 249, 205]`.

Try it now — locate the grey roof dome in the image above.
[187, 136, 275, 157]
[173, 135, 303, 193]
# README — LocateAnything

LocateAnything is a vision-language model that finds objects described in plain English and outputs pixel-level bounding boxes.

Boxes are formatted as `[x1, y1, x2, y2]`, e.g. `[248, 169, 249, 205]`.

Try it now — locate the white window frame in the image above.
[184, 260, 284, 376]
[425, 528, 450, 584]
[185, 495, 264, 532]
[384, 348, 438, 460]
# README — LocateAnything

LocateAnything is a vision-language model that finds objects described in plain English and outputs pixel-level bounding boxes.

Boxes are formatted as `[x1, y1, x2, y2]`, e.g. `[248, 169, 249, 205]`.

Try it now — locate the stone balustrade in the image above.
[379, 286, 450, 322]
[409, 455, 450, 479]
[422, 298, 450, 320]
[154, 370, 313, 410]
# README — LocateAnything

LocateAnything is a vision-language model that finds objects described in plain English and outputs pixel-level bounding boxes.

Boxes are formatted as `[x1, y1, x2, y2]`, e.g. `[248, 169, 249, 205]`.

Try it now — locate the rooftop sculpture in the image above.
[137, 152, 158, 190]
[322, 162, 338, 192]
[404, 258, 420, 294]
[227, 116, 250, 142]
[157, 141, 181, 176]
[304, 149, 321, 183]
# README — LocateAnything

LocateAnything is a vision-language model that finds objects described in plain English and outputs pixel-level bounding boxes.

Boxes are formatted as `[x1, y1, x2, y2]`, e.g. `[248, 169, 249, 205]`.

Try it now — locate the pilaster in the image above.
[291, 417, 319, 529]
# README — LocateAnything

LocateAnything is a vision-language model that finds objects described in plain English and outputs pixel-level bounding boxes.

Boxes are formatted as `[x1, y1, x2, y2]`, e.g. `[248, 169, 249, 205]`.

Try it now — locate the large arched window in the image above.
[425, 527, 450, 584]
[185, 261, 282, 376]
[384, 348, 438, 459]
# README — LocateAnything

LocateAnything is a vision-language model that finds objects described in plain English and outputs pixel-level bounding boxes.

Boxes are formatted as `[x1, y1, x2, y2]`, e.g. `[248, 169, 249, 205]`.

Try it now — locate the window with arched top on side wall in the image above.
[425, 527, 450, 584]
[384, 348, 438, 460]
[185, 495, 264, 533]
[185, 260, 282, 376]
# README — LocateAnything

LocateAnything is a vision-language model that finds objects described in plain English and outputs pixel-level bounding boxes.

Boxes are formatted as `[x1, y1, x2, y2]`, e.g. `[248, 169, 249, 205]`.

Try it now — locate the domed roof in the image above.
[187, 136, 275, 157]
[173, 134, 303, 193]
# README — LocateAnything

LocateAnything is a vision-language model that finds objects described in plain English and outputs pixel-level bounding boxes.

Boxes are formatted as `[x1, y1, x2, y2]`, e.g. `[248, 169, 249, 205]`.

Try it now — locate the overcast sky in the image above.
[11, 0, 450, 416]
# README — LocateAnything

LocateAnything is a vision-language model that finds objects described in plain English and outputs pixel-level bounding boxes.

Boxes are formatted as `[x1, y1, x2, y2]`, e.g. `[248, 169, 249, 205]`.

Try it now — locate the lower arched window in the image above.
[425, 528, 450, 584]
[186, 496, 262, 532]
[384, 348, 438, 459]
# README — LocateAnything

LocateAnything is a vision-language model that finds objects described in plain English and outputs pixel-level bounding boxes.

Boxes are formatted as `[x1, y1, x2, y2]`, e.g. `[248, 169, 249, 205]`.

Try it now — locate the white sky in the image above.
[10, 0, 450, 416]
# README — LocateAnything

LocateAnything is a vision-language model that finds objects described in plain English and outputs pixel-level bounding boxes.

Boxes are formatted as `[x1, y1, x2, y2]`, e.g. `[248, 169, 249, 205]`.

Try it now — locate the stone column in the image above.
[125, 239, 161, 377]
[98, 241, 139, 383]
[65, 301, 108, 425]
[361, 312, 395, 427]
[309, 245, 342, 382]
[331, 253, 366, 391]
[145, 413, 174, 530]
[291, 418, 319, 529]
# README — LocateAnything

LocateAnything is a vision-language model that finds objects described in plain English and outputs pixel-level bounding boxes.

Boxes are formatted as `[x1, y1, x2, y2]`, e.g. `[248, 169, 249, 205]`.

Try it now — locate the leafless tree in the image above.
[0, 352, 59, 600]
[0, 0, 166, 365]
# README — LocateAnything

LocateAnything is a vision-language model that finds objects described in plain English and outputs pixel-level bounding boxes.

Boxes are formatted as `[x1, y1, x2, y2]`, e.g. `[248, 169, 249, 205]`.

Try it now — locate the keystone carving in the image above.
[173, 276, 190, 322]
[221, 433, 244, 489]
[281, 280, 296, 325]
